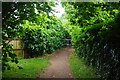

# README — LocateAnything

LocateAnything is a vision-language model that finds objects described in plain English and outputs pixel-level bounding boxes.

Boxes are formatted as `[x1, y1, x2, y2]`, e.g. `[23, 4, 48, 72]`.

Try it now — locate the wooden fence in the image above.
[7, 38, 71, 58]
[8, 39, 25, 58]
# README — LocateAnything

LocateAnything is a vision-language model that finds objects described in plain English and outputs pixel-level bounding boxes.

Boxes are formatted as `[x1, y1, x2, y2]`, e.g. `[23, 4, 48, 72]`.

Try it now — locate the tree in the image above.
[2, 2, 55, 71]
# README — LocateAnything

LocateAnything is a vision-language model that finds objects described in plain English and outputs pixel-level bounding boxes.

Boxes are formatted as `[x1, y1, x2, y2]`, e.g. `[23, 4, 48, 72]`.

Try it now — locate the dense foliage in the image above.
[2, 2, 120, 80]
[63, 2, 120, 80]
[21, 14, 67, 57]
[2, 2, 55, 71]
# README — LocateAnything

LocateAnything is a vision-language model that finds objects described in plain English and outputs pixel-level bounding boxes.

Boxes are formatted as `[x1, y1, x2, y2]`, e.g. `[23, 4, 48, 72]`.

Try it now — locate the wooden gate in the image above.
[7, 39, 25, 58]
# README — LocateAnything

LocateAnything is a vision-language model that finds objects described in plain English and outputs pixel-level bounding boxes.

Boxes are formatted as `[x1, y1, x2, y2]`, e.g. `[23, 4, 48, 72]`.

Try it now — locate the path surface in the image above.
[38, 47, 74, 79]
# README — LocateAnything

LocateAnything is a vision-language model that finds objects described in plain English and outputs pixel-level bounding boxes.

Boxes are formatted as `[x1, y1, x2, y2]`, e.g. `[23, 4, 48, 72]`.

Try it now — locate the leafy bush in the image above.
[21, 14, 67, 57]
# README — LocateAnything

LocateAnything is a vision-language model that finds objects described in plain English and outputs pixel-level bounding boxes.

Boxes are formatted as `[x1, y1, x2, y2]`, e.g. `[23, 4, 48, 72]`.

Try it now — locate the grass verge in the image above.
[2, 57, 50, 78]
[69, 53, 100, 80]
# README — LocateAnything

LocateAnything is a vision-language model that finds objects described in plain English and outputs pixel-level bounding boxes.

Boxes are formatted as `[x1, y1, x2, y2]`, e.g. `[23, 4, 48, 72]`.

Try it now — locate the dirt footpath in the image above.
[37, 47, 74, 79]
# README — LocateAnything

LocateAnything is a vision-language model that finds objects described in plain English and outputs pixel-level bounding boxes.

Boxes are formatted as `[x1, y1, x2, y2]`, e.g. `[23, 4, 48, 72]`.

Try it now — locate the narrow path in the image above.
[37, 47, 74, 79]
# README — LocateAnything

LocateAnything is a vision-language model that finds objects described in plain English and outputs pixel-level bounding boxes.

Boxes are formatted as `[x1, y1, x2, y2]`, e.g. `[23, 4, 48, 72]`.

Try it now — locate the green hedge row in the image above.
[71, 13, 120, 80]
